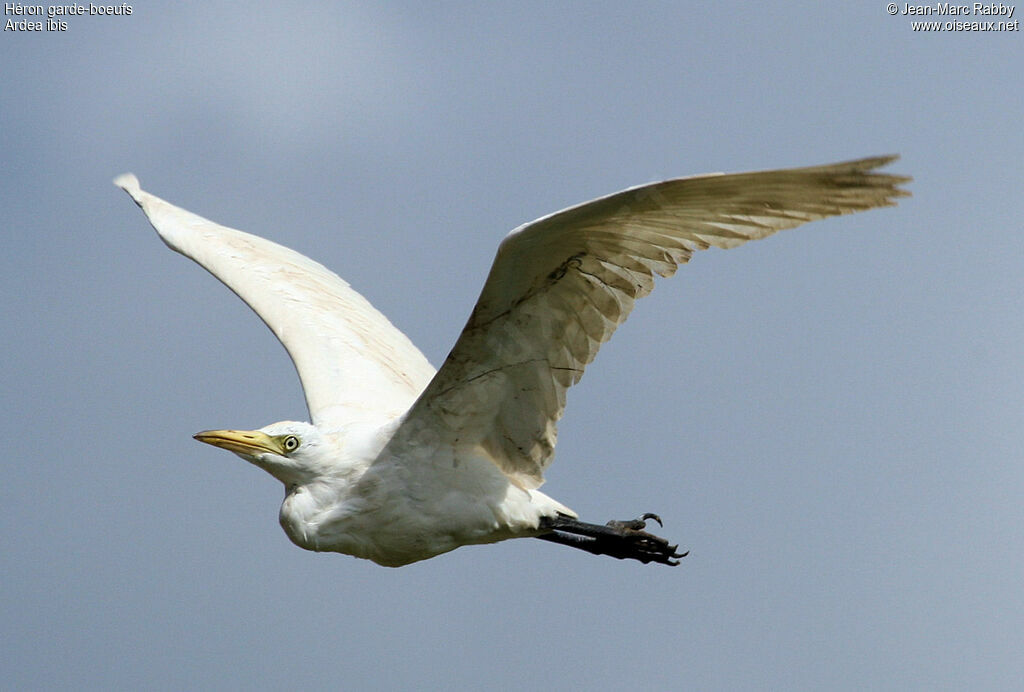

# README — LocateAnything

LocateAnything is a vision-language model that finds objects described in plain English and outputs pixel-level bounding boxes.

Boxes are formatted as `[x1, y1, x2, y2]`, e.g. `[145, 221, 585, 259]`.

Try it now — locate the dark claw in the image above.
[640, 512, 663, 527]
[605, 512, 663, 532]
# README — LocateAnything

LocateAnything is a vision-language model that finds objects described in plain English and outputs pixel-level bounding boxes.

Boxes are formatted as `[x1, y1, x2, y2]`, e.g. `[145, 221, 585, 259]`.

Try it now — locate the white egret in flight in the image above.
[115, 156, 908, 567]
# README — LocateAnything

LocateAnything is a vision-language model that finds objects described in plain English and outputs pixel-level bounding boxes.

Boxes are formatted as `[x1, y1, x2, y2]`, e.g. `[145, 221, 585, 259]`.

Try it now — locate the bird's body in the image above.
[246, 421, 573, 566]
[116, 156, 909, 567]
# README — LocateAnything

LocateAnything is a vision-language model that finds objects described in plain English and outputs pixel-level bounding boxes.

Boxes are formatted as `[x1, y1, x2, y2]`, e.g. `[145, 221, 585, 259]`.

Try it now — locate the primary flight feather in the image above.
[115, 156, 909, 567]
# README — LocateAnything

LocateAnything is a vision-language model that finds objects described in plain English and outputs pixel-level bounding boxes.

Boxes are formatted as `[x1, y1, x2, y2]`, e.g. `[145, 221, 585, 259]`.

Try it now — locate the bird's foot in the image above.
[536, 512, 688, 566]
[601, 513, 688, 565]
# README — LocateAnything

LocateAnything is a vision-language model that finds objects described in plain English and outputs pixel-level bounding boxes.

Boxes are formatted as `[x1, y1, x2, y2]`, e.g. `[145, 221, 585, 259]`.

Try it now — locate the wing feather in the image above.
[390, 155, 910, 488]
[114, 174, 436, 429]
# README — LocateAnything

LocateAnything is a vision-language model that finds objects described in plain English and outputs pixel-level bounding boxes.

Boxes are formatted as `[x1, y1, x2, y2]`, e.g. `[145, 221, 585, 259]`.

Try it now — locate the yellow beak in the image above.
[193, 429, 282, 456]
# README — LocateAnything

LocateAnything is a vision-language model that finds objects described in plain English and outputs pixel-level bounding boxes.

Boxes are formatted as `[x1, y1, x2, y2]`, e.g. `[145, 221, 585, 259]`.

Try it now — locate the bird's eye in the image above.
[282, 435, 300, 452]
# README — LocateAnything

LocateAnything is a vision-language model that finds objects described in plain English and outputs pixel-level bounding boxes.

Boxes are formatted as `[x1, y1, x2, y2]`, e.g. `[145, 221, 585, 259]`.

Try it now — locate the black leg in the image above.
[535, 513, 688, 566]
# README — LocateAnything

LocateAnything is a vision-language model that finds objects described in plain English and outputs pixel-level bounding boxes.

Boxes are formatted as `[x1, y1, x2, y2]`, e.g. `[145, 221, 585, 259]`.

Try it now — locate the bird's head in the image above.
[193, 421, 326, 486]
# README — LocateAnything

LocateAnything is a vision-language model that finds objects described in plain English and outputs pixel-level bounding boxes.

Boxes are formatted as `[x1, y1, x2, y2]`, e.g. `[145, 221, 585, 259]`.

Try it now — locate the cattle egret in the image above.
[115, 156, 909, 567]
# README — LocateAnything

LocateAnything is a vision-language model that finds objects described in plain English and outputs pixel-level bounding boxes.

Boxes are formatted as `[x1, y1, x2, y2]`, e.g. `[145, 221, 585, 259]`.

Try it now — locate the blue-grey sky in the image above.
[3, 3, 1022, 689]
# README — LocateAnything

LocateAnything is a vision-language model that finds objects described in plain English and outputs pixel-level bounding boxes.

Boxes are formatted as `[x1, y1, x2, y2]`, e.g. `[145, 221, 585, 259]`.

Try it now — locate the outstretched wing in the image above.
[391, 155, 910, 489]
[115, 174, 436, 429]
